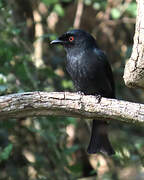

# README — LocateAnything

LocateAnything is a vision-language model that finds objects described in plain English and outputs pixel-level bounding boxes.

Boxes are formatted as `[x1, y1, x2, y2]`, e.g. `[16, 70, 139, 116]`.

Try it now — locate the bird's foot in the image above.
[95, 94, 101, 103]
[77, 91, 84, 96]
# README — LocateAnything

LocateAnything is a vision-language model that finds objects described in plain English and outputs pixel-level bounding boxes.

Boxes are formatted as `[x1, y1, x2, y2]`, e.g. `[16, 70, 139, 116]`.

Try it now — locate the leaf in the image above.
[0, 73, 7, 84]
[93, 2, 100, 10]
[66, 117, 76, 125]
[84, 0, 92, 6]
[54, 4, 64, 16]
[111, 8, 121, 19]
[61, 79, 73, 89]
[126, 2, 137, 17]
[42, 0, 58, 6]
[0, 85, 7, 92]
[61, 0, 72, 2]
[11, 28, 21, 35]
[64, 145, 79, 155]
[0, 144, 13, 162]
[68, 162, 83, 174]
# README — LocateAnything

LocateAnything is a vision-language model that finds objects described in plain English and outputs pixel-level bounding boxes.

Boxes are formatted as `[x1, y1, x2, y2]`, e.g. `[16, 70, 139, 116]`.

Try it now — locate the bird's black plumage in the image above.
[51, 29, 115, 155]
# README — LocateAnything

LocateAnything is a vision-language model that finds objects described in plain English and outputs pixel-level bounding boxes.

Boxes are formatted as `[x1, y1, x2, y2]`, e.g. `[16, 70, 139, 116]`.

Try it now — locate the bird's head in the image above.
[50, 29, 97, 52]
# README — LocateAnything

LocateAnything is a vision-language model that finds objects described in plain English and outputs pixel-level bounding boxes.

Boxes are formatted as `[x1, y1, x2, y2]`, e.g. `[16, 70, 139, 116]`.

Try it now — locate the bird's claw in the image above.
[77, 91, 84, 95]
[95, 94, 101, 103]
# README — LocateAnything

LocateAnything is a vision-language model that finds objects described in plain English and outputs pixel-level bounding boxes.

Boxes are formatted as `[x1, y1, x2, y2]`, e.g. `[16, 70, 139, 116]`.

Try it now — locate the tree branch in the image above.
[0, 91, 144, 124]
[124, 0, 144, 88]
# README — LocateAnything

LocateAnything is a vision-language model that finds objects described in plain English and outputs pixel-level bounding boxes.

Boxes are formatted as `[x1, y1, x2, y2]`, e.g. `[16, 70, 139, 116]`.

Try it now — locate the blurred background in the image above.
[0, 0, 144, 179]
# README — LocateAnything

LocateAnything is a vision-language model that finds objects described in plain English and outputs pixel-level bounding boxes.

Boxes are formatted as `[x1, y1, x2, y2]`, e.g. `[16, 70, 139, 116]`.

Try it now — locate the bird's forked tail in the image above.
[87, 120, 115, 155]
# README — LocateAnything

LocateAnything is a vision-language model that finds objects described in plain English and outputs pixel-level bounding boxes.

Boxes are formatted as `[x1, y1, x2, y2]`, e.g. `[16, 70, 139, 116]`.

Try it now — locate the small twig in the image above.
[73, 0, 84, 29]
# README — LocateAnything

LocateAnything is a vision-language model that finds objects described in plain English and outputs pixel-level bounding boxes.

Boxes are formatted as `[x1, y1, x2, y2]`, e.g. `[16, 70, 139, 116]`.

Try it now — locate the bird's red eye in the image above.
[69, 36, 74, 42]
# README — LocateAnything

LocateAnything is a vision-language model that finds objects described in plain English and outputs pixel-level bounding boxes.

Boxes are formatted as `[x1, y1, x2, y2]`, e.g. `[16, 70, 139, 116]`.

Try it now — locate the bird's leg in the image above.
[95, 94, 101, 103]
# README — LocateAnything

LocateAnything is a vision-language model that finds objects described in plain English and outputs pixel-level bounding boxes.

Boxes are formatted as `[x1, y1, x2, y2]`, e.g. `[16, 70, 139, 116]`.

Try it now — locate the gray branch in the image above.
[0, 91, 144, 124]
[124, 0, 144, 88]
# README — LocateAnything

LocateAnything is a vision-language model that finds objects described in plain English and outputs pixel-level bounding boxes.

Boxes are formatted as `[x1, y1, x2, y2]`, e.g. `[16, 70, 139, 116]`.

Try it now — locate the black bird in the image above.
[51, 29, 115, 155]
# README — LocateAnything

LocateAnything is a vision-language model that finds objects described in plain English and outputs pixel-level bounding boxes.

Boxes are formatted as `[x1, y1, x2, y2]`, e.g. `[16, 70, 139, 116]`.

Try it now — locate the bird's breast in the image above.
[66, 56, 88, 80]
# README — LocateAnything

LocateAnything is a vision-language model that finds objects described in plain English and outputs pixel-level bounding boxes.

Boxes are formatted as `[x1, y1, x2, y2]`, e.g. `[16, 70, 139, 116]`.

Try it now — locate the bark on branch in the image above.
[0, 91, 144, 124]
[124, 0, 144, 88]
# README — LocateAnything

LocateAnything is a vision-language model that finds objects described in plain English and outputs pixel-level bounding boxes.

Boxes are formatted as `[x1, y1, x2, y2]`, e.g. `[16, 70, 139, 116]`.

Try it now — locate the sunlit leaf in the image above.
[111, 8, 121, 19]
[93, 2, 100, 10]
[126, 2, 137, 17]
[84, 0, 91, 6]
[0, 73, 7, 84]
[54, 4, 64, 16]
[62, 79, 73, 88]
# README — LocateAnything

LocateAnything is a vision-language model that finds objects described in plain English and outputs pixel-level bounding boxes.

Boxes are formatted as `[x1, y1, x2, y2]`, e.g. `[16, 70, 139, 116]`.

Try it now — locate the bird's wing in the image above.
[92, 48, 115, 98]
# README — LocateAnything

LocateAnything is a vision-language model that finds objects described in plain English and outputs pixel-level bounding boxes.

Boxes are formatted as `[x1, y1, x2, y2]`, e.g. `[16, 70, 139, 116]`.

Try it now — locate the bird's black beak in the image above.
[50, 39, 64, 45]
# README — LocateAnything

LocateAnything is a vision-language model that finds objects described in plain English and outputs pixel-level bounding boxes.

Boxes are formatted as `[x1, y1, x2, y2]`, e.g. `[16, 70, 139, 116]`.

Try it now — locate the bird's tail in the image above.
[87, 120, 115, 155]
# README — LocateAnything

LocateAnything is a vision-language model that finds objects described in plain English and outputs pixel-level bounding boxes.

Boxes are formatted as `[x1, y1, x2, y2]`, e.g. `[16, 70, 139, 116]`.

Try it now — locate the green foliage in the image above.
[68, 162, 83, 176]
[42, 0, 58, 5]
[126, 2, 137, 17]
[111, 8, 121, 20]
[84, 0, 92, 6]
[0, 144, 13, 162]
[93, 2, 100, 10]
[54, 4, 65, 16]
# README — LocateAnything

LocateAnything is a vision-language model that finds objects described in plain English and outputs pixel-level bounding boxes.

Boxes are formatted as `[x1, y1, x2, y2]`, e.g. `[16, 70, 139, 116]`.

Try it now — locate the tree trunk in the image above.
[124, 0, 144, 88]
